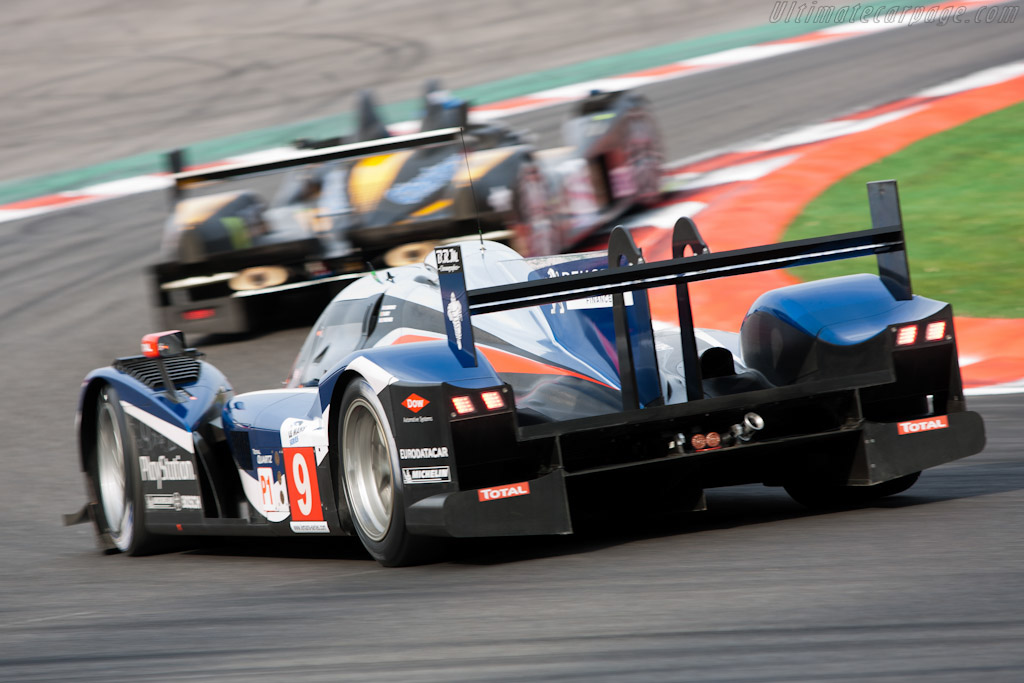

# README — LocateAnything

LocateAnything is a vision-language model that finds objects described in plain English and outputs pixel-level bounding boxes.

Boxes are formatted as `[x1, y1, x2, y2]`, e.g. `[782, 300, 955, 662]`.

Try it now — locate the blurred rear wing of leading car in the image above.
[436, 180, 913, 410]
[166, 127, 464, 203]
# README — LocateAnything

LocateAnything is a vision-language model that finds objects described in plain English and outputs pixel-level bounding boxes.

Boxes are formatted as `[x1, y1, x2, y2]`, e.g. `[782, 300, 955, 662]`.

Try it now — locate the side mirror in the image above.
[141, 330, 186, 358]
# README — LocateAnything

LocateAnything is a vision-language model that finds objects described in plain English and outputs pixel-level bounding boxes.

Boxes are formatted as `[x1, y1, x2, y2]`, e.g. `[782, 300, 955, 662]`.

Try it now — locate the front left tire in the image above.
[86, 384, 162, 555]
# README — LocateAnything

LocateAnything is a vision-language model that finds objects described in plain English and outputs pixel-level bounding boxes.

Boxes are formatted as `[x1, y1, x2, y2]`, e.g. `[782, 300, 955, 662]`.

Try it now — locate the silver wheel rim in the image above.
[343, 398, 394, 542]
[97, 398, 127, 539]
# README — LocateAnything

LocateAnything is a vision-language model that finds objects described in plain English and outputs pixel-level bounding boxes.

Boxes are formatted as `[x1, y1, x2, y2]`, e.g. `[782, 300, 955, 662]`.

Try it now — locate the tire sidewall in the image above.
[89, 384, 145, 554]
[337, 378, 418, 566]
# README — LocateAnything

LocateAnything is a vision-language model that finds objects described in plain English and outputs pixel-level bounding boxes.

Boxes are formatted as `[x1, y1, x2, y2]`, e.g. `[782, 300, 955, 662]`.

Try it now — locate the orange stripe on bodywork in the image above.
[390, 334, 615, 388]
[410, 198, 454, 218]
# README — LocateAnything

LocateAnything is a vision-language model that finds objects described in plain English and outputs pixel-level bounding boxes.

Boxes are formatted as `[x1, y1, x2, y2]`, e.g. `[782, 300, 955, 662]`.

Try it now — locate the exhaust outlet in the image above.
[730, 412, 765, 443]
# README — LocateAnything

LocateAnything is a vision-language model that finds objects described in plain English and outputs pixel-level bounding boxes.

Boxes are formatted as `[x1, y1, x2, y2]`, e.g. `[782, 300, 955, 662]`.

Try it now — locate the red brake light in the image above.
[481, 391, 505, 410]
[451, 396, 475, 415]
[896, 325, 918, 346]
[690, 434, 706, 450]
[925, 321, 946, 341]
[705, 432, 721, 448]
[182, 308, 216, 321]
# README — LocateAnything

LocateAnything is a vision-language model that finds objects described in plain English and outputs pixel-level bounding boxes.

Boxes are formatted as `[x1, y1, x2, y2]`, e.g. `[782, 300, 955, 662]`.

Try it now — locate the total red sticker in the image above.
[402, 393, 430, 413]
[478, 481, 531, 502]
[897, 415, 949, 435]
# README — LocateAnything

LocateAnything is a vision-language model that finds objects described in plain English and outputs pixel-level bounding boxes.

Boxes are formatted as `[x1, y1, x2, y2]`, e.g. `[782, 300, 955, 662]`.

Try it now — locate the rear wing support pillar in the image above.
[672, 217, 709, 402]
[608, 228, 644, 410]
[167, 148, 185, 205]
[868, 180, 912, 300]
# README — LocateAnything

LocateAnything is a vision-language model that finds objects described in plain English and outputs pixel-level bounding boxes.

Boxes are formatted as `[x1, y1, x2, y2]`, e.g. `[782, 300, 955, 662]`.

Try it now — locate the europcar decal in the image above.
[897, 416, 949, 435]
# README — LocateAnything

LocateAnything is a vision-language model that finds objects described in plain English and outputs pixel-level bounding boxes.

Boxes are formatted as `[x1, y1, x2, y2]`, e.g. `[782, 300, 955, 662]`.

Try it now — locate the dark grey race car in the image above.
[152, 82, 663, 335]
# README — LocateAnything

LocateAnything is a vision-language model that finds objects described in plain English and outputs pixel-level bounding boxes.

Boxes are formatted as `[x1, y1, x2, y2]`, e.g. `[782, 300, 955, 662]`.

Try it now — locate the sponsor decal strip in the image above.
[2, 0, 1012, 224]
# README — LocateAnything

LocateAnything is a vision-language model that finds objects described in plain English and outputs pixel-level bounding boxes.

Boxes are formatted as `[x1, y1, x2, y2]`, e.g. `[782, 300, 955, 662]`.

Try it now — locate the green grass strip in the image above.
[0, 0, 930, 205]
[785, 100, 1024, 318]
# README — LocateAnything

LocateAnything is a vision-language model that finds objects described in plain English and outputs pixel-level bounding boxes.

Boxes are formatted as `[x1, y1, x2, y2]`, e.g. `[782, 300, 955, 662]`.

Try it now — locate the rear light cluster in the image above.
[450, 389, 508, 416]
[895, 320, 948, 347]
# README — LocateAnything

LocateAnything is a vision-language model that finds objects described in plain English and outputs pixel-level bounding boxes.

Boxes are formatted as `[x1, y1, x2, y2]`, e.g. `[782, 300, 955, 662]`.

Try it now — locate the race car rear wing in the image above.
[166, 127, 464, 201]
[436, 180, 912, 410]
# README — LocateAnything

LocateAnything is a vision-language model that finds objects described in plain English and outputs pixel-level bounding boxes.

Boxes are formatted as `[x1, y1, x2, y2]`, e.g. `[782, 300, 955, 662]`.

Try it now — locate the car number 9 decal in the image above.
[285, 447, 326, 528]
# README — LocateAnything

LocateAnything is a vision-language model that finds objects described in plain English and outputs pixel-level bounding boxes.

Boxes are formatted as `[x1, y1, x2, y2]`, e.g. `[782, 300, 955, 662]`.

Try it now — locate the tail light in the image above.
[451, 396, 475, 415]
[480, 391, 505, 410]
[895, 320, 950, 346]
[182, 308, 216, 321]
[925, 321, 946, 341]
[896, 325, 918, 346]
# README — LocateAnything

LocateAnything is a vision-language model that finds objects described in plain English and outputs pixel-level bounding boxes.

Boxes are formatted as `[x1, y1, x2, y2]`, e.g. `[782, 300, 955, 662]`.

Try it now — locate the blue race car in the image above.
[67, 180, 985, 566]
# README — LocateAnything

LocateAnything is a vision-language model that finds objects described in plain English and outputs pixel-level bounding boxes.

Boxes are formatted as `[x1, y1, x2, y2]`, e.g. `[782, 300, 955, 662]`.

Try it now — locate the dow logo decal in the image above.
[402, 394, 429, 413]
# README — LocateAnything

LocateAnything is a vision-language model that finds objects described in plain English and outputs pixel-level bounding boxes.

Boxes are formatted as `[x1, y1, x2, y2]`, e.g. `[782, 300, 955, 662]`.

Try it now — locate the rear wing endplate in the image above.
[435, 180, 912, 410]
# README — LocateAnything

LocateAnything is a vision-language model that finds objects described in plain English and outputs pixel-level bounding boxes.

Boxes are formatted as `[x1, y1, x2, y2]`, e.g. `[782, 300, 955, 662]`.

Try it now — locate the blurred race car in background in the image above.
[152, 81, 663, 335]
[71, 180, 985, 566]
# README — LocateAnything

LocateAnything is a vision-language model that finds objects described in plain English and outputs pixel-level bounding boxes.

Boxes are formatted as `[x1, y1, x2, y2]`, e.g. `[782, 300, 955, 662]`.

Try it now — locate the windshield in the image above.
[289, 294, 382, 387]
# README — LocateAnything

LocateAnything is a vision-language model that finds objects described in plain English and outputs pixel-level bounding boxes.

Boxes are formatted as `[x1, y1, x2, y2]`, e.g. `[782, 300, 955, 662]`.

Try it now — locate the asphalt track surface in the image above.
[3, 9, 1024, 683]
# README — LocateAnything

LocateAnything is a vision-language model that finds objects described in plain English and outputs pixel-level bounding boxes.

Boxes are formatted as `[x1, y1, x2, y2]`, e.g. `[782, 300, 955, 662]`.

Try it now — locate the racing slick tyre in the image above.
[338, 379, 432, 567]
[86, 384, 163, 555]
[784, 472, 921, 510]
[510, 162, 560, 257]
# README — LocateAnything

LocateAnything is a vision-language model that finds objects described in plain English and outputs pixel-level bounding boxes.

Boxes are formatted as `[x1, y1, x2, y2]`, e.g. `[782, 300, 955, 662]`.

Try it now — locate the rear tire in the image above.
[338, 379, 432, 566]
[784, 472, 921, 510]
[87, 385, 162, 555]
